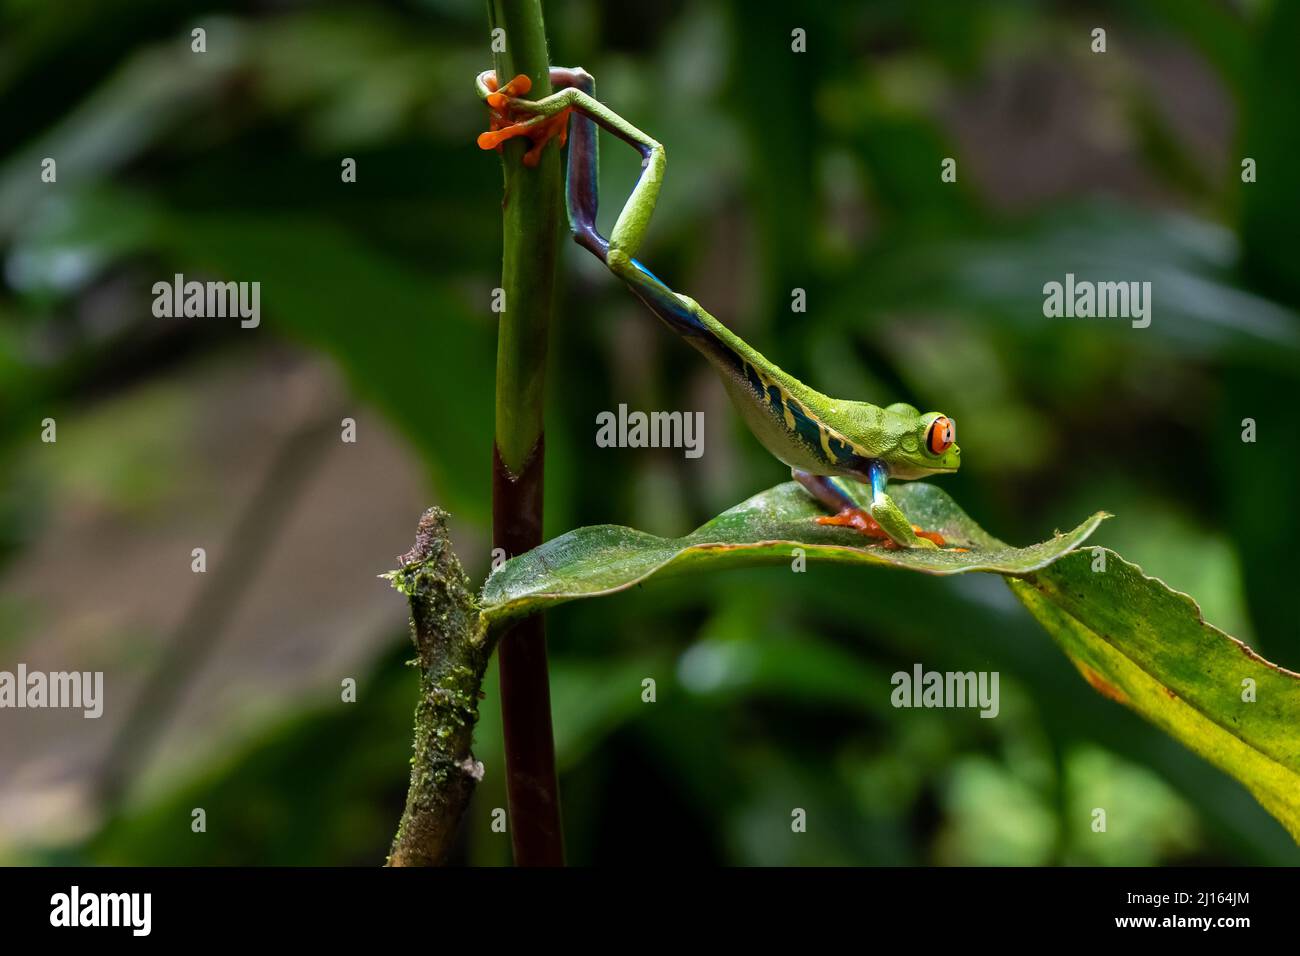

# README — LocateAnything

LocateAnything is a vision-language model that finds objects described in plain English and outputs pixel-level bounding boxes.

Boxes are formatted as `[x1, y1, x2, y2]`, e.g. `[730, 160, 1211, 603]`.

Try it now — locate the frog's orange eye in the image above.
[926, 416, 955, 455]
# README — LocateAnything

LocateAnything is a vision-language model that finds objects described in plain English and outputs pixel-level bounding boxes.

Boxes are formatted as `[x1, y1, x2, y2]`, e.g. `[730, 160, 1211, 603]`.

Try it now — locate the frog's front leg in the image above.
[793, 469, 891, 542]
[865, 489, 943, 550]
[794, 465, 944, 550]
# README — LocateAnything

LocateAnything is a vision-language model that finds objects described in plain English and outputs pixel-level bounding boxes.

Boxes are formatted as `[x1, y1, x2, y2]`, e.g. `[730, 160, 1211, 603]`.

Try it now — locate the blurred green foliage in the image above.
[2, 0, 1298, 865]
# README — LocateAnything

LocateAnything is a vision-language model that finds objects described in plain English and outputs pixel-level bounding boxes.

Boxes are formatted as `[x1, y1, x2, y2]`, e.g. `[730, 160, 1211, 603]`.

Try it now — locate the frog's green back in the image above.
[666, 294, 892, 476]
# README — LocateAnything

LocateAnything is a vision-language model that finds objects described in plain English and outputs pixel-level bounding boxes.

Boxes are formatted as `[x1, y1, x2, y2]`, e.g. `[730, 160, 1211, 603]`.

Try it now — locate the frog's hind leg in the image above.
[792, 469, 891, 542]
[476, 69, 594, 169]
[475, 73, 664, 269]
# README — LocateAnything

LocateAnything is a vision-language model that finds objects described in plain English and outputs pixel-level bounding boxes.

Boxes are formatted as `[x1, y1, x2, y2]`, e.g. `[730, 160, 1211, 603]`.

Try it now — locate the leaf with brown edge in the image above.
[479, 480, 1106, 626]
[476, 478, 1300, 841]
[1009, 550, 1300, 841]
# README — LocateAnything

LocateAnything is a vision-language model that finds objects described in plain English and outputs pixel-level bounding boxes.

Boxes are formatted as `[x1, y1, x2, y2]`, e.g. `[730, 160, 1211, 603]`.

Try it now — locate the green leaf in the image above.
[480, 480, 1106, 625]
[482, 479, 1300, 843]
[1009, 551, 1300, 841]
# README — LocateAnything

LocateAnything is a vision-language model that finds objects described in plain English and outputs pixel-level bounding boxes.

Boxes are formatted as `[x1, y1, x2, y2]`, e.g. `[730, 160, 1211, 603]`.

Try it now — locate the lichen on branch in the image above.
[386, 507, 495, 866]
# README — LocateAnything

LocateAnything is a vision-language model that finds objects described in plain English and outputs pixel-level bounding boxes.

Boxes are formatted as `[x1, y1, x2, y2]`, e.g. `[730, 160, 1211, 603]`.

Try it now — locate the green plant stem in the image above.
[487, 0, 566, 865]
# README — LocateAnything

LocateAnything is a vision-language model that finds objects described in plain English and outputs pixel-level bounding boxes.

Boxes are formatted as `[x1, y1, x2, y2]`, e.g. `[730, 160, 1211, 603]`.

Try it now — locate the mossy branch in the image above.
[385, 508, 494, 867]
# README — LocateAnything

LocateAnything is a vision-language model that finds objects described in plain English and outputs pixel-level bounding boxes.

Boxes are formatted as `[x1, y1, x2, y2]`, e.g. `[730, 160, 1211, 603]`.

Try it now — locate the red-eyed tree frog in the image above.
[477, 69, 960, 549]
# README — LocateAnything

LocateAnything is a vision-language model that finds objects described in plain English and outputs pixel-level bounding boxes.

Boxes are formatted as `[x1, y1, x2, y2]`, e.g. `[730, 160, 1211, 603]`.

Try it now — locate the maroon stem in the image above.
[492, 441, 564, 864]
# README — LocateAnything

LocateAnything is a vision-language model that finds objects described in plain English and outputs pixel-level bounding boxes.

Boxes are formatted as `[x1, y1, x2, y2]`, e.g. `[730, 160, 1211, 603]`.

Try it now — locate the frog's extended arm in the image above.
[477, 70, 960, 549]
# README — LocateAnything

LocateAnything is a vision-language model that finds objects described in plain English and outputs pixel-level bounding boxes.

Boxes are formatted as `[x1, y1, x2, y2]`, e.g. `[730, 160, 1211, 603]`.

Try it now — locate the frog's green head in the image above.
[884, 405, 961, 479]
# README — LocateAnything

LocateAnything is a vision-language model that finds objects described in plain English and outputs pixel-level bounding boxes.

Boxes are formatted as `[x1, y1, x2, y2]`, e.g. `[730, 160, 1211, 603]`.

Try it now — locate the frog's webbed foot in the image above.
[475, 71, 575, 167]
[816, 508, 945, 550]
[795, 469, 946, 550]
[815, 507, 890, 540]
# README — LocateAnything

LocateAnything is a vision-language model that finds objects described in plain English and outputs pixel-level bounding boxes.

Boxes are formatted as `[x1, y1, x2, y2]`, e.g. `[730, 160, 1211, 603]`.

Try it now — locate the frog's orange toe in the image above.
[477, 76, 568, 165]
[519, 109, 572, 166]
[817, 509, 949, 549]
[477, 127, 514, 150]
[486, 73, 531, 109]
[816, 508, 889, 539]
[477, 115, 540, 150]
[913, 525, 947, 548]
